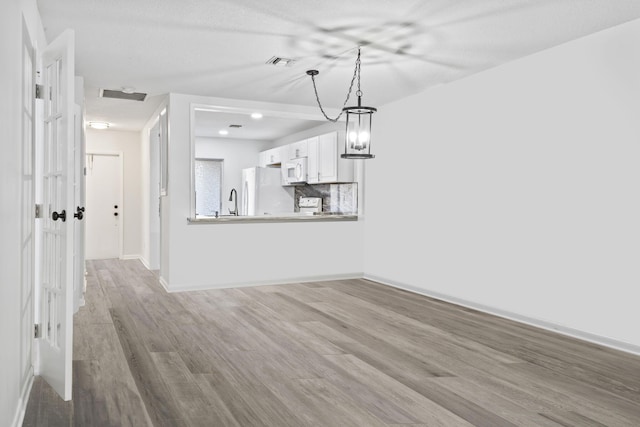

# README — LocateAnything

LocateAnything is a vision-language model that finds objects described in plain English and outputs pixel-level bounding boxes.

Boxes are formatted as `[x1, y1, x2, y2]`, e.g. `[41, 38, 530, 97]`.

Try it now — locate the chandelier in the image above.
[306, 47, 376, 159]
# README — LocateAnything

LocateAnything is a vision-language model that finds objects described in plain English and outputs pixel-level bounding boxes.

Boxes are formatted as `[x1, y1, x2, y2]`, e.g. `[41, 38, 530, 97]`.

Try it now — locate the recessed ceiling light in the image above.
[88, 121, 110, 130]
[219, 130, 229, 135]
[251, 112, 263, 119]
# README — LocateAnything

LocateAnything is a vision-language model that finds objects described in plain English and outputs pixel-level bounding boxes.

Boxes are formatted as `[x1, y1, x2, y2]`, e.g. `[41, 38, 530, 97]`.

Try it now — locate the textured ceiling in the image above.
[37, 0, 640, 131]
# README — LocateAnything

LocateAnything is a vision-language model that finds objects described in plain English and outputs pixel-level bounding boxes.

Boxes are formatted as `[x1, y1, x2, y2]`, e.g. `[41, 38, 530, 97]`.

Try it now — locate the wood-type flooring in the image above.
[23, 259, 640, 426]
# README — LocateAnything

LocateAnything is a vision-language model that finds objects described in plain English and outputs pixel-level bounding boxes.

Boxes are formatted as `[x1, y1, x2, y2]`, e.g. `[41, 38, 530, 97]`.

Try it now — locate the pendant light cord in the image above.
[309, 47, 362, 122]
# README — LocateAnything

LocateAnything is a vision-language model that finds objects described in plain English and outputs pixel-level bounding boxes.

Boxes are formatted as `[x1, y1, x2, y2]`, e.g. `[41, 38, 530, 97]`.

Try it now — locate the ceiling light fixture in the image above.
[251, 112, 263, 119]
[88, 121, 110, 130]
[306, 46, 376, 159]
[218, 130, 229, 135]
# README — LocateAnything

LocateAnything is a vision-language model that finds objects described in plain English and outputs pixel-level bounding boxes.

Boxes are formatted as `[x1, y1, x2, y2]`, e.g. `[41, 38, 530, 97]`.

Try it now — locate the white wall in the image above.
[164, 93, 364, 290]
[86, 129, 143, 258]
[1, 1, 46, 425]
[195, 137, 271, 214]
[0, 3, 24, 425]
[271, 121, 340, 147]
[364, 19, 640, 352]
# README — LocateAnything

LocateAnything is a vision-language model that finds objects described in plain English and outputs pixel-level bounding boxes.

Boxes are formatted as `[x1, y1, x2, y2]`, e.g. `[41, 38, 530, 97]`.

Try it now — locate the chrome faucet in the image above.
[228, 188, 238, 216]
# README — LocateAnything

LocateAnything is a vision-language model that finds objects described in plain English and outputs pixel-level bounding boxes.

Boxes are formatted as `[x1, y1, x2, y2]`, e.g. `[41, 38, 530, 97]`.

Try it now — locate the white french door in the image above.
[73, 103, 86, 312]
[38, 29, 75, 401]
[20, 17, 36, 402]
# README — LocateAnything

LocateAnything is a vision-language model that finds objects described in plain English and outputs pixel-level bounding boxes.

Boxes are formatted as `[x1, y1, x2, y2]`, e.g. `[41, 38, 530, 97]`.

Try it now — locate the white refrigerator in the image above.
[241, 167, 294, 216]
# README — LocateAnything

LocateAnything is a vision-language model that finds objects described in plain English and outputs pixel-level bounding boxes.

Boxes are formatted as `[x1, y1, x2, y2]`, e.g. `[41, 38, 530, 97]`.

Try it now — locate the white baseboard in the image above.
[364, 274, 640, 357]
[138, 256, 151, 270]
[12, 372, 34, 427]
[120, 254, 143, 261]
[165, 273, 364, 293]
[158, 276, 170, 292]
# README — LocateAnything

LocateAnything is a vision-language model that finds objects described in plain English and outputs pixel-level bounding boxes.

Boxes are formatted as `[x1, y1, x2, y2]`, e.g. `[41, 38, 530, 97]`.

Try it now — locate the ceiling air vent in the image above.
[266, 56, 294, 67]
[100, 89, 147, 102]
[229, 124, 242, 128]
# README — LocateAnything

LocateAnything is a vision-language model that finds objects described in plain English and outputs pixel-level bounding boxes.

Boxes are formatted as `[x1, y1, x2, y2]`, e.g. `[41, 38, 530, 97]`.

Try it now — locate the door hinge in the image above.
[35, 204, 42, 219]
[35, 84, 44, 100]
[34, 324, 41, 339]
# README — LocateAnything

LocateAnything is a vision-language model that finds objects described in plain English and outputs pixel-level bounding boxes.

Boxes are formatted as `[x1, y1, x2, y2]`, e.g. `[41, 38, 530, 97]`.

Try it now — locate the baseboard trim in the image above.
[158, 276, 170, 292]
[364, 274, 640, 357]
[120, 254, 143, 261]
[138, 256, 151, 270]
[165, 273, 364, 293]
[12, 372, 34, 427]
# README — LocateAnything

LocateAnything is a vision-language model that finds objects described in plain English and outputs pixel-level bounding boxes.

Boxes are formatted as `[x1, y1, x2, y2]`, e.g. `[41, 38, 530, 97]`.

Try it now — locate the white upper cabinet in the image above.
[258, 151, 268, 167]
[259, 146, 285, 167]
[307, 136, 319, 183]
[288, 139, 308, 159]
[307, 132, 353, 184]
[259, 132, 353, 184]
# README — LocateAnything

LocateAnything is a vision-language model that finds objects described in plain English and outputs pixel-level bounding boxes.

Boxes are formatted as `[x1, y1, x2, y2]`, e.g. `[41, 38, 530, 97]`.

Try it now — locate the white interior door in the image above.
[73, 104, 86, 312]
[20, 17, 35, 401]
[85, 153, 122, 259]
[38, 29, 75, 401]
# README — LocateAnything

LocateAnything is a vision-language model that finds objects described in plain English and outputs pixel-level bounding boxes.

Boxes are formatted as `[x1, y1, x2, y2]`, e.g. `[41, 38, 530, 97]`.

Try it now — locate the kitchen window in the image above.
[195, 158, 223, 217]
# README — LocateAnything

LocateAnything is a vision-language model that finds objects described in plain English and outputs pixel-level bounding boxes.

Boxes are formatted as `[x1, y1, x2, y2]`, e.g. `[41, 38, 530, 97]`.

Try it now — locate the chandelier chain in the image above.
[309, 47, 361, 122]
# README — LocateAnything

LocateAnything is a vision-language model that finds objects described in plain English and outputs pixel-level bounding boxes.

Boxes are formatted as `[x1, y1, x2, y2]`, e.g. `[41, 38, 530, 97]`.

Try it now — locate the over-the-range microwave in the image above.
[283, 157, 307, 185]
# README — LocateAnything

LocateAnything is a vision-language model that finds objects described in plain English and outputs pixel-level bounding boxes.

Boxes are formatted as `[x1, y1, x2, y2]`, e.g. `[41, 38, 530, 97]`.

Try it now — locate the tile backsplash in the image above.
[294, 183, 358, 214]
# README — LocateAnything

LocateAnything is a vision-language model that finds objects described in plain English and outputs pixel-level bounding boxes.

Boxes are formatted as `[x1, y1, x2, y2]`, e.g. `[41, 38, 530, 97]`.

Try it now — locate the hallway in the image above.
[23, 259, 640, 426]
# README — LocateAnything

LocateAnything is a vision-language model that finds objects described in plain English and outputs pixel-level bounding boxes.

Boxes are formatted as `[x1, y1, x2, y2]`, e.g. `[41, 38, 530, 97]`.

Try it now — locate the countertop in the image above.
[188, 212, 358, 224]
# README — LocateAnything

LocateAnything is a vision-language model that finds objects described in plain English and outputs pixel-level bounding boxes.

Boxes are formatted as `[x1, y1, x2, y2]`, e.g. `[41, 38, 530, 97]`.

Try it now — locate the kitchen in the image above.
[190, 106, 363, 222]
[152, 93, 365, 291]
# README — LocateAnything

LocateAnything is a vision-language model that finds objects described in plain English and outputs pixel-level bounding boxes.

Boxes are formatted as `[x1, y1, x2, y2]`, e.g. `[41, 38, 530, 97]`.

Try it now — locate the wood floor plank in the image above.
[192, 374, 242, 427]
[333, 279, 640, 389]
[24, 259, 640, 427]
[109, 306, 187, 426]
[265, 377, 389, 427]
[427, 376, 566, 427]
[22, 376, 72, 427]
[323, 353, 473, 426]
[197, 354, 307, 427]
[539, 411, 609, 427]
[305, 286, 524, 364]
[72, 360, 112, 427]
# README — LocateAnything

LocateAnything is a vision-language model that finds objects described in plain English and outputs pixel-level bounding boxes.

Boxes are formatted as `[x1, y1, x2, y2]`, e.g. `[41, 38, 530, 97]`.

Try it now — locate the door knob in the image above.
[114, 212, 118, 217]
[74, 206, 84, 220]
[52, 210, 66, 222]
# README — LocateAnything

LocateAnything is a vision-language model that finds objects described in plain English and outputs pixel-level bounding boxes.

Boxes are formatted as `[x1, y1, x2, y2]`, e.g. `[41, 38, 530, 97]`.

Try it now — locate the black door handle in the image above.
[114, 212, 118, 217]
[52, 210, 66, 222]
[74, 206, 84, 220]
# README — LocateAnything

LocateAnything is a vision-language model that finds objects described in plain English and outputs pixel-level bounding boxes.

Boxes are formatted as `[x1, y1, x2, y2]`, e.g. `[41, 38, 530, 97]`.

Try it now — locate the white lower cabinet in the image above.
[307, 132, 353, 184]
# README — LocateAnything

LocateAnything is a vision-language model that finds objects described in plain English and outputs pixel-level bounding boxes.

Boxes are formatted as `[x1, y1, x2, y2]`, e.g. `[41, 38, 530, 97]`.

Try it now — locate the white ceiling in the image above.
[37, 0, 640, 132]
